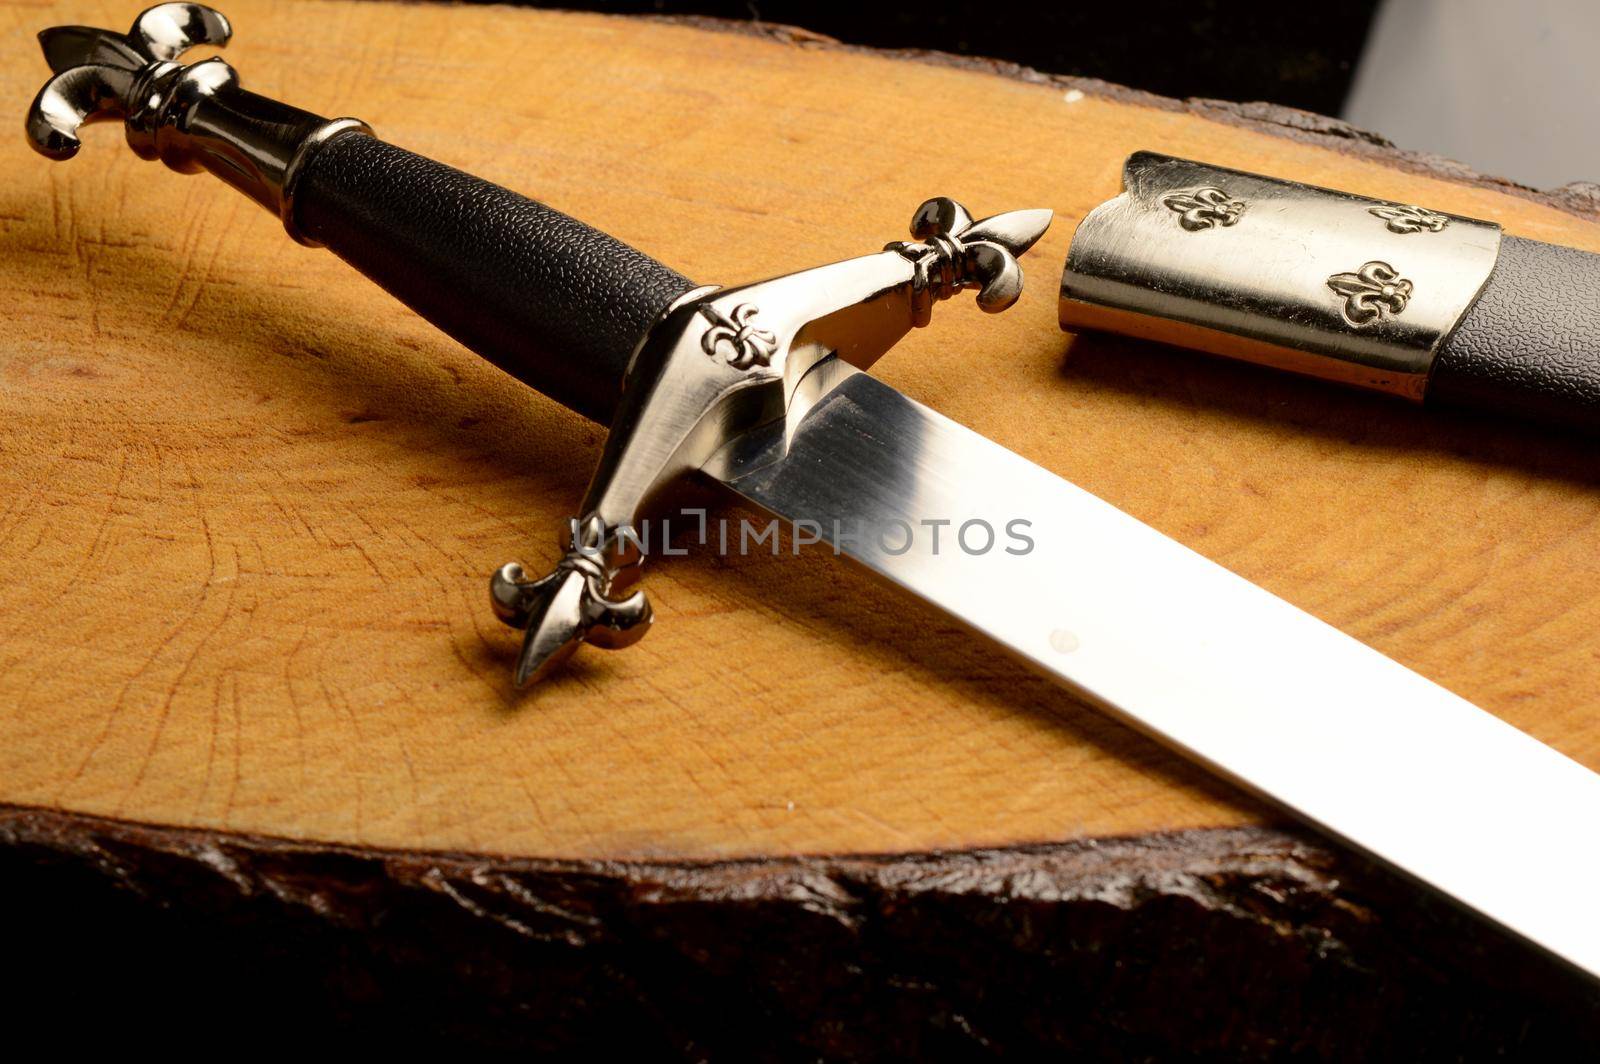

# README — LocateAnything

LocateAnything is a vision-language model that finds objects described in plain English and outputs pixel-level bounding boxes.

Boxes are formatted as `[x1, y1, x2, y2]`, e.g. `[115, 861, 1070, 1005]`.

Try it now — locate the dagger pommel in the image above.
[27, 3, 233, 161]
[26, 4, 368, 241]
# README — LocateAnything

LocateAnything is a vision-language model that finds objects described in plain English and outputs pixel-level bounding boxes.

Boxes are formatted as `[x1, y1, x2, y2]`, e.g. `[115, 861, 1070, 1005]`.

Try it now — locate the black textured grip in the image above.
[1429, 236, 1600, 432]
[294, 132, 695, 424]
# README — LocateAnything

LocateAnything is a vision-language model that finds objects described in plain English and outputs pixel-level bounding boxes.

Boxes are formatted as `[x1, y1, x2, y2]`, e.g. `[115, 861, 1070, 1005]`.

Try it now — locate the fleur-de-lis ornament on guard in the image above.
[885, 197, 1054, 326]
[700, 303, 778, 369]
[1327, 260, 1413, 327]
[491, 516, 652, 687]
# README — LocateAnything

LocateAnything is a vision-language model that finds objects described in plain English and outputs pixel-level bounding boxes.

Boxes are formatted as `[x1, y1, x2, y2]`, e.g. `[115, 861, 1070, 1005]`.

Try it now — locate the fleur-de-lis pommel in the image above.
[886, 197, 1053, 327]
[27, 4, 367, 238]
[1327, 261, 1413, 327]
[26, 4, 232, 160]
[490, 515, 652, 688]
[1161, 186, 1246, 231]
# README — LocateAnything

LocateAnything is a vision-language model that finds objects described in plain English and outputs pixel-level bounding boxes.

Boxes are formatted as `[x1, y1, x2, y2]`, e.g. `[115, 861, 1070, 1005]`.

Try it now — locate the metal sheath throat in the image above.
[1059, 151, 1504, 400]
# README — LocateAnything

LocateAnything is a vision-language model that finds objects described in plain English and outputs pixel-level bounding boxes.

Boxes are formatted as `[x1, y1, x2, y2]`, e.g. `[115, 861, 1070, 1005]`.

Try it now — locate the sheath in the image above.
[1060, 152, 1600, 433]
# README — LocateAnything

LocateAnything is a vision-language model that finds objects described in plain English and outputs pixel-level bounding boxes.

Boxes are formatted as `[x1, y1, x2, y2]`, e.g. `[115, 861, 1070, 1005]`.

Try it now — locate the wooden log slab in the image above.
[3, 0, 1598, 1053]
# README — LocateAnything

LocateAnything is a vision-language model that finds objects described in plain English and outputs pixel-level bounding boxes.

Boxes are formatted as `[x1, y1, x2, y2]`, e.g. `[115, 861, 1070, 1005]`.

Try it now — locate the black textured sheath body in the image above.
[1430, 236, 1600, 432]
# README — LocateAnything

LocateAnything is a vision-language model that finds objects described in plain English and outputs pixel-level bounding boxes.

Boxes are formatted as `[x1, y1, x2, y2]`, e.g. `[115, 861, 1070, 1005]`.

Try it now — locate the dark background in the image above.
[494, 0, 1382, 115]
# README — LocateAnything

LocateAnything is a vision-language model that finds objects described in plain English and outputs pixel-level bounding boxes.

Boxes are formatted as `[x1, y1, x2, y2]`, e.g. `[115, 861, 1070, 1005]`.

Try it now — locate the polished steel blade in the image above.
[706, 362, 1600, 980]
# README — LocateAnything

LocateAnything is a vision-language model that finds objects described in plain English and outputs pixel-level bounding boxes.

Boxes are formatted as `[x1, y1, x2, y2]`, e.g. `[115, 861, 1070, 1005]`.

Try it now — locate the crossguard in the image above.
[27, 4, 231, 159]
[493, 199, 1051, 687]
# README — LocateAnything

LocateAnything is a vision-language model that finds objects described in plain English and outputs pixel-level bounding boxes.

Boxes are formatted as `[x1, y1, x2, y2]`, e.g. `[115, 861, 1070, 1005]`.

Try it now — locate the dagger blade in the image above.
[706, 359, 1600, 981]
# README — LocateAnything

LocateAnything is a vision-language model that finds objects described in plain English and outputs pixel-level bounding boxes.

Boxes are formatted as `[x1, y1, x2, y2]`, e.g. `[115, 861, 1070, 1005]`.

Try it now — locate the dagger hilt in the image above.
[25, 6, 1051, 689]
[26, 3, 368, 240]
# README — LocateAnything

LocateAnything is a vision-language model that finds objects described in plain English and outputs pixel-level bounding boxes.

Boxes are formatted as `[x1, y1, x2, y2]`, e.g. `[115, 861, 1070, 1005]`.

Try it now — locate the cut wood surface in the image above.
[7, 0, 1600, 924]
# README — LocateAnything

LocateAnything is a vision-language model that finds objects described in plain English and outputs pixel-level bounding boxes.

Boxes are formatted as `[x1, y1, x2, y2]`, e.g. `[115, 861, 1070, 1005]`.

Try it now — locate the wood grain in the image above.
[4, 0, 1600, 867]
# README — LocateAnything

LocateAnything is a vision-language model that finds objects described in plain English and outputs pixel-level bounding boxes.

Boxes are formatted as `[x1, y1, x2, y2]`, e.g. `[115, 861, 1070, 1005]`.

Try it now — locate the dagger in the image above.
[23, 5, 1600, 984]
[1063, 151, 1600, 433]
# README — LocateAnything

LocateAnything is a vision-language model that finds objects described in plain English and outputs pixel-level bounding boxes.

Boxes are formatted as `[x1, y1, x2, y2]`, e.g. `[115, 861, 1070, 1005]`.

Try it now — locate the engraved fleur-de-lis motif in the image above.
[699, 303, 778, 370]
[1161, 186, 1247, 231]
[1326, 261, 1412, 327]
[1369, 204, 1450, 235]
